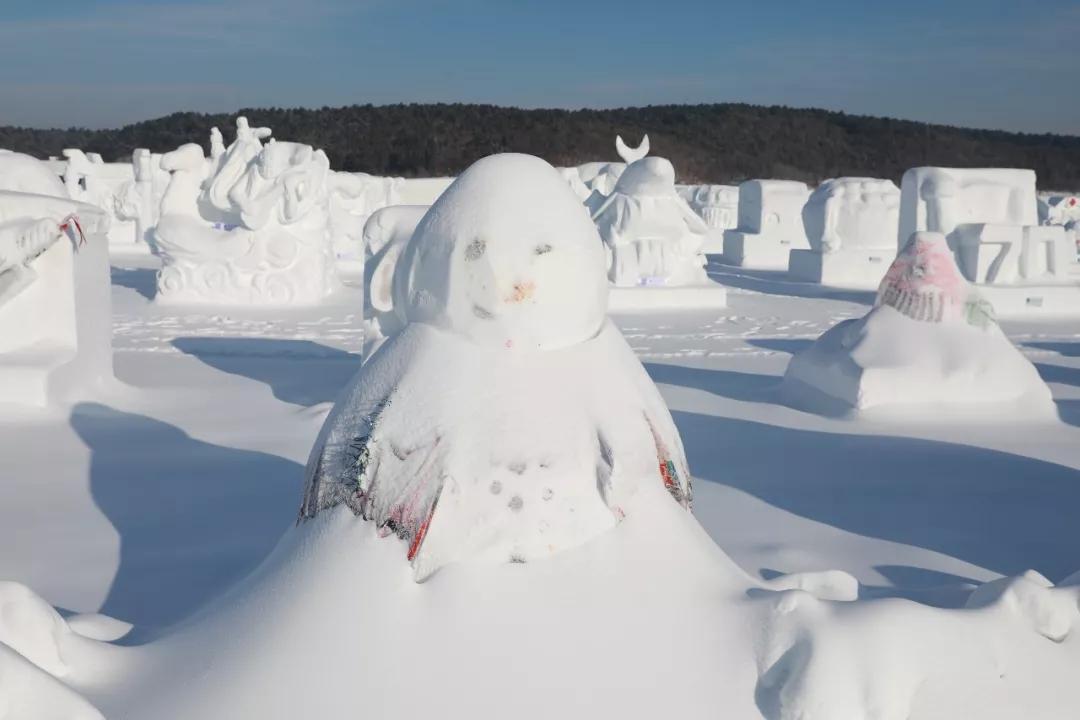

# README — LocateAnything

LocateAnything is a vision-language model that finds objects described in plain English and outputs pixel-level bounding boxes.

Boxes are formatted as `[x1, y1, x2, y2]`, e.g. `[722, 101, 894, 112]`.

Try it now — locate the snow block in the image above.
[722, 180, 810, 269]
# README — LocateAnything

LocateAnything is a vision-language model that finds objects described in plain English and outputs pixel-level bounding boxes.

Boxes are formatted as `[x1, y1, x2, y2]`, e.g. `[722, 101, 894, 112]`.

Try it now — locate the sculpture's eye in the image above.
[534, 243, 552, 256]
[464, 237, 486, 262]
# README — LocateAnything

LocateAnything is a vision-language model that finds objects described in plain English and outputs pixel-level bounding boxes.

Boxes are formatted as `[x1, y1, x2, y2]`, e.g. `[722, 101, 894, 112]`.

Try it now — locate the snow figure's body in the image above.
[784, 232, 1052, 412]
[301, 153, 691, 579]
[590, 157, 709, 287]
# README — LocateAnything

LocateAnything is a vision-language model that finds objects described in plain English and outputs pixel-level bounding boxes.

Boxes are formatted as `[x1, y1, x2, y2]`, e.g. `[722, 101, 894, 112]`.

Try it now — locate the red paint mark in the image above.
[407, 497, 439, 562]
[59, 214, 86, 247]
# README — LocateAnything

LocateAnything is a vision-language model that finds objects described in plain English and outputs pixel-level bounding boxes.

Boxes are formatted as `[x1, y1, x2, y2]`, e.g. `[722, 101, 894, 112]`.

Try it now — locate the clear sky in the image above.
[1, 0, 1077, 134]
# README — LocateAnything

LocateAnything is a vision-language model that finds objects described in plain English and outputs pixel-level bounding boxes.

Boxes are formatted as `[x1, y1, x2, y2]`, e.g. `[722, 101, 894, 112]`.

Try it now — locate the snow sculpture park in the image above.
[3, 123, 1080, 720]
[723, 179, 811, 269]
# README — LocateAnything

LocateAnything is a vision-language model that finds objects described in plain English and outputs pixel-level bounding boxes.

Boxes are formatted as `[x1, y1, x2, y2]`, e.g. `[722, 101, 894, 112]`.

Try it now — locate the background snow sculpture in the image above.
[789, 177, 900, 288]
[152, 118, 339, 306]
[677, 183, 739, 253]
[783, 231, 1053, 413]
[0, 185, 112, 407]
[300, 153, 691, 580]
[61, 149, 140, 250]
[360, 204, 429, 360]
[565, 134, 650, 202]
[0, 150, 69, 197]
[114, 148, 169, 252]
[723, 179, 810, 269]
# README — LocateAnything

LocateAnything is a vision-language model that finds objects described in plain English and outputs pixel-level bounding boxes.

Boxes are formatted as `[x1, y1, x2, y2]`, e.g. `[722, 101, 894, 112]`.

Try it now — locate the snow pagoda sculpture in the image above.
[783, 231, 1053, 414]
[590, 155, 727, 310]
[900, 167, 1080, 316]
[723, 179, 811, 269]
[152, 118, 339, 306]
[301, 153, 692, 579]
[0, 152, 112, 407]
[788, 177, 901, 288]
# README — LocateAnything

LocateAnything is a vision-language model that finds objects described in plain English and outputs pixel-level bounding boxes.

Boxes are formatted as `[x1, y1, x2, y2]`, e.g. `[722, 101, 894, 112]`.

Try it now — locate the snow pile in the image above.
[152, 118, 339, 305]
[789, 177, 900, 288]
[591, 156, 710, 287]
[0, 149, 68, 198]
[783, 231, 1054, 413]
[723, 179, 810, 269]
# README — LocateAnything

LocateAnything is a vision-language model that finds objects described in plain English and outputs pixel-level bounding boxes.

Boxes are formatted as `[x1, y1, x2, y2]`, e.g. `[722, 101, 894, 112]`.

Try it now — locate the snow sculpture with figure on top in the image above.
[152, 117, 339, 306]
[723, 179, 810, 269]
[900, 167, 1080, 316]
[590, 153, 727, 310]
[300, 153, 692, 580]
[783, 231, 1053, 413]
[789, 177, 900, 288]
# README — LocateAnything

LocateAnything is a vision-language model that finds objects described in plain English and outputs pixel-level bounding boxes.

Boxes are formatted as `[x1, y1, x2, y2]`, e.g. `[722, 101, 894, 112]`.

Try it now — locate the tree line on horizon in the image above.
[2, 103, 1079, 189]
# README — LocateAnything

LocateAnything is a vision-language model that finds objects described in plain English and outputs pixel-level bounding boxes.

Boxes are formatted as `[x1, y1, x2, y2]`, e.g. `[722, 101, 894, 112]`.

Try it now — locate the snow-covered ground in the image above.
[2, 251, 1079, 716]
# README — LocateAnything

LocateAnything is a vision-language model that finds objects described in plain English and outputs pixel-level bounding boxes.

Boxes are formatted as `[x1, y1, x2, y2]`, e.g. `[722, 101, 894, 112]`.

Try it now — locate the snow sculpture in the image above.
[62, 150, 143, 251]
[571, 134, 650, 200]
[789, 177, 901, 288]
[115, 149, 169, 251]
[325, 171, 403, 271]
[723, 179, 810, 269]
[0, 150, 69, 197]
[299, 153, 691, 581]
[677, 184, 740, 253]
[591, 157, 709, 287]
[783, 231, 1053, 413]
[0, 189, 112, 407]
[361, 204, 429, 360]
[152, 118, 338, 306]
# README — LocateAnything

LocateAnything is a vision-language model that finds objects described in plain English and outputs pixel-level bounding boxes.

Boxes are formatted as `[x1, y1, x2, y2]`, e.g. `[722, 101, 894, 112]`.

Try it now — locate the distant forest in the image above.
[3, 103, 1079, 189]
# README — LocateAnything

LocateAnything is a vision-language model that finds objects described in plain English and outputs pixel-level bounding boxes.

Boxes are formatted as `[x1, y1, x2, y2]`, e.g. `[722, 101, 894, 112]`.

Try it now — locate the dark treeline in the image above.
[3, 103, 1079, 188]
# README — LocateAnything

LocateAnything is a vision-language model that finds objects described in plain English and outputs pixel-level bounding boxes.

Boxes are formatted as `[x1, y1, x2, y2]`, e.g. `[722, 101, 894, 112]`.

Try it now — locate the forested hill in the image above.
[3, 103, 1079, 189]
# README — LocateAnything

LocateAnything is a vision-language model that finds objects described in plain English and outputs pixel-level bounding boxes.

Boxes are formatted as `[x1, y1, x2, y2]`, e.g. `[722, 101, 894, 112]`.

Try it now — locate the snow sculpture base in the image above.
[0, 193, 111, 408]
[788, 248, 894, 289]
[722, 230, 799, 270]
[154, 219, 337, 306]
[976, 282, 1080, 319]
[607, 284, 728, 312]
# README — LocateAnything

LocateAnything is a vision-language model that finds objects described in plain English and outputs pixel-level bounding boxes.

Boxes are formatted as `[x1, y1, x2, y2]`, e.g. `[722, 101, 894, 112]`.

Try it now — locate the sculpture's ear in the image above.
[368, 241, 404, 313]
[615, 134, 650, 163]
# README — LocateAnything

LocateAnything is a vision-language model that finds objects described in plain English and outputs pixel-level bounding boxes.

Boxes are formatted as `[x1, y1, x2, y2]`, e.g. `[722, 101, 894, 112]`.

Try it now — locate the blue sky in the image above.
[1, 0, 1077, 134]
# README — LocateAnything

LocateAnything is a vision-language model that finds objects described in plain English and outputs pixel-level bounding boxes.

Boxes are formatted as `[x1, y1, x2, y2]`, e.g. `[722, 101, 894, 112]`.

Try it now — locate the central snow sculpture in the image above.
[782, 231, 1053, 413]
[152, 118, 338, 305]
[788, 177, 901, 288]
[299, 153, 691, 580]
[723, 179, 811, 269]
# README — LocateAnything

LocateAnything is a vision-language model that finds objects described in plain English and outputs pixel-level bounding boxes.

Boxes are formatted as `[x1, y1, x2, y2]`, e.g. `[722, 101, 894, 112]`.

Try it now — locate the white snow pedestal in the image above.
[723, 179, 810, 269]
[783, 232, 1054, 415]
[788, 177, 900, 289]
[0, 192, 112, 407]
[900, 166, 1080, 318]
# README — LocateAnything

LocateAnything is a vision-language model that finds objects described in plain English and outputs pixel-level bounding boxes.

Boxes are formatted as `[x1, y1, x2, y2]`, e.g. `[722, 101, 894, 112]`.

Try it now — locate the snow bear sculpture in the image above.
[152, 118, 338, 305]
[591, 156, 709, 287]
[789, 177, 901, 288]
[299, 153, 691, 581]
[783, 231, 1053, 413]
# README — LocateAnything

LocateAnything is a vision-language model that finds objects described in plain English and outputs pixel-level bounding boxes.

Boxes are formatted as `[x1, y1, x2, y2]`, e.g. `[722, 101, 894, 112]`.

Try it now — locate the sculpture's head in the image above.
[391, 153, 608, 351]
[160, 144, 206, 173]
[612, 157, 677, 198]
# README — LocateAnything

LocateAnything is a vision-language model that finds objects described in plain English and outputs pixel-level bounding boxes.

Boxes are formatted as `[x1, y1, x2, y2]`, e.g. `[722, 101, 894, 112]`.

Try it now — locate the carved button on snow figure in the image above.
[299, 153, 692, 580]
[591, 157, 710, 287]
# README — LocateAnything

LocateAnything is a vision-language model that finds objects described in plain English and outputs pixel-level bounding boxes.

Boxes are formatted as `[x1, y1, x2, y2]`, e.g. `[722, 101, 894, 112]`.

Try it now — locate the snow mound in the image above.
[783, 231, 1054, 413]
[0, 150, 68, 198]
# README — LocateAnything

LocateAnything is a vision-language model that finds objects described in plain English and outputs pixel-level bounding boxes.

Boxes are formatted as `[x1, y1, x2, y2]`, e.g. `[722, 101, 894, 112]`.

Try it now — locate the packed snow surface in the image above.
[2, 155, 1080, 719]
